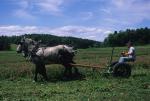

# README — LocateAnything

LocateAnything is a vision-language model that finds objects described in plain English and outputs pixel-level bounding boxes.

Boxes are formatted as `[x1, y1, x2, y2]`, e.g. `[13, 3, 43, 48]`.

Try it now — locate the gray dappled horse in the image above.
[16, 37, 79, 81]
[16, 38, 34, 59]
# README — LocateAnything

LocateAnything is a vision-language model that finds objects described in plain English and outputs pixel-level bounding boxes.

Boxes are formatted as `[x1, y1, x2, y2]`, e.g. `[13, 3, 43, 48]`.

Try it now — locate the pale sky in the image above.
[0, 0, 150, 41]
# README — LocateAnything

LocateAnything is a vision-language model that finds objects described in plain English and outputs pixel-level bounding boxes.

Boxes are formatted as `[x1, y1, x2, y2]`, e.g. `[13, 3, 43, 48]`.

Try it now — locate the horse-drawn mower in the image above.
[17, 37, 133, 82]
[70, 47, 132, 78]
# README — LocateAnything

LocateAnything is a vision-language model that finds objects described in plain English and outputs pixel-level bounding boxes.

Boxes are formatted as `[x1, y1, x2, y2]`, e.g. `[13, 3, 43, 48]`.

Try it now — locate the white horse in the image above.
[17, 37, 79, 81]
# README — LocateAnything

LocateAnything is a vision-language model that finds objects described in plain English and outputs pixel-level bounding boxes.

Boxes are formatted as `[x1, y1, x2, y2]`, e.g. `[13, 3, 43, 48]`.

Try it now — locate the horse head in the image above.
[16, 37, 39, 58]
[61, 45, 76, 58]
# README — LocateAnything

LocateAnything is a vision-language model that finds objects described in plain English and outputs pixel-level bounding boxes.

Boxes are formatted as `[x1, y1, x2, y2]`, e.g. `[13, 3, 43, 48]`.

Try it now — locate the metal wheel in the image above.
[112, 63, 131, 78]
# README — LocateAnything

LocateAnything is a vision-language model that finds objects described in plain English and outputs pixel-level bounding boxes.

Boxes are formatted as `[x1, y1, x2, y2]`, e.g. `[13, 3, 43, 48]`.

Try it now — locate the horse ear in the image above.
[35, 40, 42, 46]
[23, 36, 26, 39]
[21, 37, 25, 42]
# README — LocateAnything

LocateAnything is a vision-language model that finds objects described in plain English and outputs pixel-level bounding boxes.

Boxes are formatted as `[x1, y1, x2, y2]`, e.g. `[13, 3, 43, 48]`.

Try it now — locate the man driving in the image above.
[107, 41, 136, 74]
[119, 41, 136, 63]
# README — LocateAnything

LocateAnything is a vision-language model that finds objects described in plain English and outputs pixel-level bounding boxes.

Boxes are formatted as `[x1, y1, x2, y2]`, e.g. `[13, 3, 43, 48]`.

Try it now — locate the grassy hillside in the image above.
[0, 45, 150, 100]
[6, 34, 102, 49]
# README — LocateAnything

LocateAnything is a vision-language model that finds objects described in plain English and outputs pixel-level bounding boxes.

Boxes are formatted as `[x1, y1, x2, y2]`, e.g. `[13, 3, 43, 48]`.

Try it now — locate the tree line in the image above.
[0, 34, 101, 50]
[0, 27, 150, 51]
[0, 36, 10, 51]
[104, 27, 150, 47]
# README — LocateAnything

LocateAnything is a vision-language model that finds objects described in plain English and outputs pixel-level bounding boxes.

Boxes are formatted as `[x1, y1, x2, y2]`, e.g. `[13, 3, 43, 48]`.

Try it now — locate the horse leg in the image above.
[71, 61, 80, 75]
[63, 67, 68, 77]
[41, 64, 48, 81]
[74, 67, 79, 74]
[34, 64, 38, 81]
[68, 65, 72, 77]
[63, 64, 72, 77]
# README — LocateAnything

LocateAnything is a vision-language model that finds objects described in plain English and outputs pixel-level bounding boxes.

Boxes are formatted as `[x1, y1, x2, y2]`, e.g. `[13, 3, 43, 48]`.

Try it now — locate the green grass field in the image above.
[0, 45, 150, 101]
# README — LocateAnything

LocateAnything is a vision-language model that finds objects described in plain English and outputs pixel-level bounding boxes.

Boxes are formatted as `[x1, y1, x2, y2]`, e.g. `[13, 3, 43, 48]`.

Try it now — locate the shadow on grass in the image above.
[132, 73, 147, 78]
[48, 73, 86, 82]
[33, 72, 86, 83]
